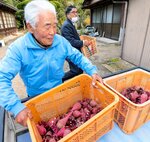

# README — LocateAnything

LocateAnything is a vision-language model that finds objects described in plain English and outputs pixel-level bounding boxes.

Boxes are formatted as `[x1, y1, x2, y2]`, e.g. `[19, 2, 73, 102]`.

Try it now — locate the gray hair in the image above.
[24, 0, 56, 28]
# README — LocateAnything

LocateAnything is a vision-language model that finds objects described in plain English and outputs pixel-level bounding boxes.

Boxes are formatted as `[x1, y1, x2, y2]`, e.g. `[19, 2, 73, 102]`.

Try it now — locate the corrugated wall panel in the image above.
[140, 12, 150, 69]
[122, 0, 150, 66]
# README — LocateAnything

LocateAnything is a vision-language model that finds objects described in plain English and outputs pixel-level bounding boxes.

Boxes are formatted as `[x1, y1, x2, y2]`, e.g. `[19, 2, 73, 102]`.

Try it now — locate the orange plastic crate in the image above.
[80, 35, 97, 58]
[25, 74, 119, 142]
[104, 69, 150, 134]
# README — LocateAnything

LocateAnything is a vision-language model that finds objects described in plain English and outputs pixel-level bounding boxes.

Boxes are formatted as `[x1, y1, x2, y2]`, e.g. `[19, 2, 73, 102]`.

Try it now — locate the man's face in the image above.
[29, 11, 58, 46]
[69, 8, 78, 19]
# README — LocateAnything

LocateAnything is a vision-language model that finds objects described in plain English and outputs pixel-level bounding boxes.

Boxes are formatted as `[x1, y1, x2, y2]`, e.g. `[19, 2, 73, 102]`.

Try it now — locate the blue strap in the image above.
[0, 107, 5, 142]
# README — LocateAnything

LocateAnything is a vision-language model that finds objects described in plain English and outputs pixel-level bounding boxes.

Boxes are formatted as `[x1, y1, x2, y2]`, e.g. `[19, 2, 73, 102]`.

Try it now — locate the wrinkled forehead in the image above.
[37, 10, 58, 24]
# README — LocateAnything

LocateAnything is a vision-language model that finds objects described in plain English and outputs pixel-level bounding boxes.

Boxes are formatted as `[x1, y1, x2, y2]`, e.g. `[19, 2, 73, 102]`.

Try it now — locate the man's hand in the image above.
[83, 40, 91, 47]
[15, 107, 32, 126]
[92, 73, 103, 88]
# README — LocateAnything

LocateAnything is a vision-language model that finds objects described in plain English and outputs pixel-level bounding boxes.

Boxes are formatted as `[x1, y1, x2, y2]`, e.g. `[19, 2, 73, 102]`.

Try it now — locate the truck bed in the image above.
[100, 121, 150, 142]
[1, 106, 150, 142]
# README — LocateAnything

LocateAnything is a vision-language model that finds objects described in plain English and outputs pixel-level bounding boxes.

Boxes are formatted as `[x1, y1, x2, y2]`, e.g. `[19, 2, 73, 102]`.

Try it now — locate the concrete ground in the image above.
[0, 32, 135, 99]
[90, 38, 135, 77]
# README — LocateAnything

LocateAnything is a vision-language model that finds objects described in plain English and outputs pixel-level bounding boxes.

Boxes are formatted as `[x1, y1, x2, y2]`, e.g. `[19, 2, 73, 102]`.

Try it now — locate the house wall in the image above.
[122, 0, 150, 69]
[0, 10, 17, 36]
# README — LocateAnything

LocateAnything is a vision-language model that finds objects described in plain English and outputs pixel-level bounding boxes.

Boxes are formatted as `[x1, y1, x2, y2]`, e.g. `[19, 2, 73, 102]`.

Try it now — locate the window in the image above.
[0, 14, 4, 29]
[2, 12, 7, 28]
[92, 9, 97, 23]
[1, 12, 16, 28]
[11, 14, 16, 27]
[106, 5, 113, 23]
[96, 8, 101, 23]
[113, 4, 122, 23]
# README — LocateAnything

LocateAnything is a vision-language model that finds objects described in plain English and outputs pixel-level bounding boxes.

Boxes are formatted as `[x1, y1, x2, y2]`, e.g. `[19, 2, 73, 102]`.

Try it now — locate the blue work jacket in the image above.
[0, 32, 97, 117]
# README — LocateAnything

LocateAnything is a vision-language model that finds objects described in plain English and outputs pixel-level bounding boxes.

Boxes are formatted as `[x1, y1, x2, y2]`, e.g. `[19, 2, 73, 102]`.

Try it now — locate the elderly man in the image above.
[0, 0, 103, 126]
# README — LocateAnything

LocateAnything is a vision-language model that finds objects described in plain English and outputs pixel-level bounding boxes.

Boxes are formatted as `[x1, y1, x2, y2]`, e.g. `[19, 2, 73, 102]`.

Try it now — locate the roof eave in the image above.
[82, 0, 127, 9]
[0, 1, 17, 12]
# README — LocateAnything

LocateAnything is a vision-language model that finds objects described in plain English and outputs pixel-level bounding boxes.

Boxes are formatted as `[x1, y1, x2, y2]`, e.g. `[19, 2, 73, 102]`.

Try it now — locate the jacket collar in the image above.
[24, 32, 60, 49]
[67, 18, 74, 26]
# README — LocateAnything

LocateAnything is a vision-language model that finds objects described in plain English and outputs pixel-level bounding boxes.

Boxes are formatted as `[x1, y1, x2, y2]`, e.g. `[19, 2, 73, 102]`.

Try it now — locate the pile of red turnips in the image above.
[121, 86, 150, 104]
[36, 98, 102, 142]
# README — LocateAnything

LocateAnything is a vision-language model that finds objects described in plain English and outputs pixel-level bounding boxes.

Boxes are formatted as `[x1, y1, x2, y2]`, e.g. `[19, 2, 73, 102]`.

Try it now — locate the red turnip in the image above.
[57, 112, 72, 129]
[121, 86, 150, 104]
[140, 93, 148, 103]
[49, 138, 56, 142]
[56, 127, 65, 137]
[37, 98, 103, 142]
[90, 100, 97, 107]
[130, 91, 139, 102]
[63, 129, 71, 137]
[92, 107, 99, 114]
[47, 117, 57, 127]
[36, 124, 46, 136]
[73, 110, 81, 118]
[82, 101, 88, 108]
[84, 108, 90, 114]
[71, 102, 81, 111]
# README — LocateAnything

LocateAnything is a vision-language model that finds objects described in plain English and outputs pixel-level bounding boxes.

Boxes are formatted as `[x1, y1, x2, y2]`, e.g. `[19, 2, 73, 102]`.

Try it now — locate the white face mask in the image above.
[71, 17, 79, 23]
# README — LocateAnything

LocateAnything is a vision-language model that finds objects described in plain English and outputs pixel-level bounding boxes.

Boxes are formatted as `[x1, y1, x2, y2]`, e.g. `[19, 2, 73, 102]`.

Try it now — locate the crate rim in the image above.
[25, 74, 119, 106]
[103, 67, 150, 79]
